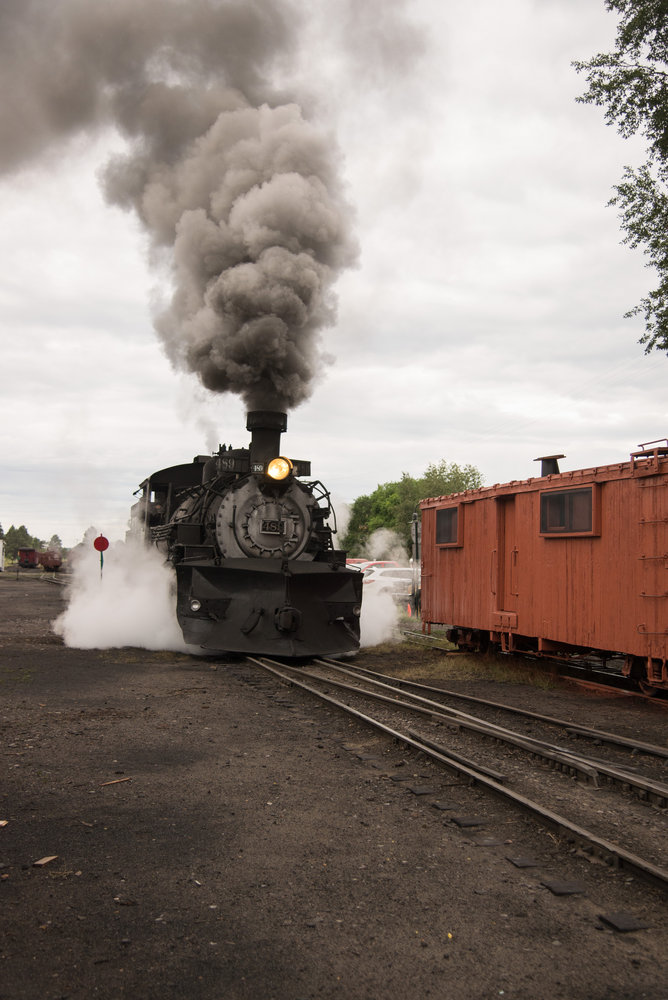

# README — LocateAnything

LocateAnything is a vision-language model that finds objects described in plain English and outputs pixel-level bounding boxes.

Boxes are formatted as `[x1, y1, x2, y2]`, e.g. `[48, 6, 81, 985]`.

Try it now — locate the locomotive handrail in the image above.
[305, 480, 334, 528]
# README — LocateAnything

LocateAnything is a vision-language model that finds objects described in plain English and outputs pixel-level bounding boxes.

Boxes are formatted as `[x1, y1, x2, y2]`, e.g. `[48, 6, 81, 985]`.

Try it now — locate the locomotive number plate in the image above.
[261, 519, 285, 535]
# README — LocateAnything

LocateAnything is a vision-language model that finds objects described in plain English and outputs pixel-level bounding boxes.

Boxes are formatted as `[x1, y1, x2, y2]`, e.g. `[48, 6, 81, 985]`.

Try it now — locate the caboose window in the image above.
[540, 487, 594, 535]
[436, 507, 459, 545]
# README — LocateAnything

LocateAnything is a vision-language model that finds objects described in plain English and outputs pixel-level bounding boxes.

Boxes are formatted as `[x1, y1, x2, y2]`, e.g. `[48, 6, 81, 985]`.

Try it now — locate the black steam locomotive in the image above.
[131, 411, 362, 658]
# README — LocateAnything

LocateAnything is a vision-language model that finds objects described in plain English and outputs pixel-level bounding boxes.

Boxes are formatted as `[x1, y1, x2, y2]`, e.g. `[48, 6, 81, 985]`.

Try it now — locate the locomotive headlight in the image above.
[190, 599, 202, 612]
[266, 456, 293, 481]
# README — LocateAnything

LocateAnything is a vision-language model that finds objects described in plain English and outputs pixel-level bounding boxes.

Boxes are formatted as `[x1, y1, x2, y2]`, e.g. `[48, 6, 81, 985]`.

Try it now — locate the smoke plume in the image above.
[0, 0, 358, 411]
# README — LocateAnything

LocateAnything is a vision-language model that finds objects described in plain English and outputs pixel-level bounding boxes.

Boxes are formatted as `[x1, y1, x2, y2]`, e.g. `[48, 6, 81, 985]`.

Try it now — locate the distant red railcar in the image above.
[38, 549, 63, 571]
[17, 547, 40, 568]
[16, 547, 62, 570]
[420, 440, 668, 693]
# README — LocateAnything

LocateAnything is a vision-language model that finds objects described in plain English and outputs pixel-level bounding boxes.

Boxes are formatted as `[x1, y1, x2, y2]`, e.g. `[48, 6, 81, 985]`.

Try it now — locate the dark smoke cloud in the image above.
[0, 0, 358, 410]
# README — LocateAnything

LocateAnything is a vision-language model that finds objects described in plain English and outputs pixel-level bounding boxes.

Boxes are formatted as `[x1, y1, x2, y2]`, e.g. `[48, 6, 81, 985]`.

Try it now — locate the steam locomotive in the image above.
[131, 410, 362, 658]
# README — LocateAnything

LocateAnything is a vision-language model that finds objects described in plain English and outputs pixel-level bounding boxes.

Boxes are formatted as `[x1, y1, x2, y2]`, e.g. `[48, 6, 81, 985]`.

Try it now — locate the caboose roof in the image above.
[420, 444, 668, 509]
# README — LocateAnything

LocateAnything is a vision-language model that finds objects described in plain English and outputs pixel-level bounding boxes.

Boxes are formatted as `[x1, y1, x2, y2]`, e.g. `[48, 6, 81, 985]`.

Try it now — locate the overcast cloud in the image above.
[1, 0, 665, 548]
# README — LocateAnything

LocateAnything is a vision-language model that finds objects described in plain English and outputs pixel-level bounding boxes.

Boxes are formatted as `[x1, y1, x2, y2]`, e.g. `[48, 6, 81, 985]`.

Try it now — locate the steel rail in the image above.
[308, 663, 601, 786]
[246, 656, 668, 892]
[308, 660, 668, 806]
[320, 658, 668, 759]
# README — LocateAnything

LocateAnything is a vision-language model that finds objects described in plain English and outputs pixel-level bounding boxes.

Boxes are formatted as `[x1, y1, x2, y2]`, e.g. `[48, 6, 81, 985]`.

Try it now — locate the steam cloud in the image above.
[54, 530, 192, 651]
[0, 0, 360, 411]
[360, 589, 400, 647]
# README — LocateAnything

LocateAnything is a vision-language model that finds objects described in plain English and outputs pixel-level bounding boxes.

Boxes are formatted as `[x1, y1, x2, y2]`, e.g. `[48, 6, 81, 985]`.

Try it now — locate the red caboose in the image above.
[420, 440, 668, 693]
[17, 547, 40, 568]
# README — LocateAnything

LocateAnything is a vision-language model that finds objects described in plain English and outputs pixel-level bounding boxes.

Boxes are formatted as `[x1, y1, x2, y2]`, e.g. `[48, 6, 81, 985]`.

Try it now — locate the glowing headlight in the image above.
[266, 456, 293, 481]
[190, 599, 202, 612]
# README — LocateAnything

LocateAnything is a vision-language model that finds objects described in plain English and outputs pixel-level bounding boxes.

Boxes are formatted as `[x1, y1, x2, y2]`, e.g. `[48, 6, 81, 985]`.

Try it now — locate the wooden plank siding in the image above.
[420, 452, 668, 665]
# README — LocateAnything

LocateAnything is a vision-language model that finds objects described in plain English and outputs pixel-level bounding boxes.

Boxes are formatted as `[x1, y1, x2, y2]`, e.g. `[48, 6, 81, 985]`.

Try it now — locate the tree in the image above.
[3, 525, 44, 561]
[573, 1, 668, 352]
[342, 460, 483, 555]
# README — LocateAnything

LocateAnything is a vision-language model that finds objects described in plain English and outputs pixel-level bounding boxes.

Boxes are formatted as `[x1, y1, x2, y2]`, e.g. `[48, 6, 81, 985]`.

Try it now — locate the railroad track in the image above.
[247, 655, 668, 893]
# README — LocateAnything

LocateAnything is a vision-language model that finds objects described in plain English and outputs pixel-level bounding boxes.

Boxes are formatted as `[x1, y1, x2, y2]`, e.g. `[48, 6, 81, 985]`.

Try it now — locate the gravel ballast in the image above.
[1, 574, 667, 1000]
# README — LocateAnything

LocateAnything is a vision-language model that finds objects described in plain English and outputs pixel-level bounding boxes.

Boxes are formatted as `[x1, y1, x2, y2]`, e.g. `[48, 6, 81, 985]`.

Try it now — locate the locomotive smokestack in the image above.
[247, 410, 288, 468]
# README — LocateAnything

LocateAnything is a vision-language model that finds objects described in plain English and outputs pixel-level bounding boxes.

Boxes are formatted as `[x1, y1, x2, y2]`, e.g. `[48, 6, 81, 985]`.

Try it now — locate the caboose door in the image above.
[493, 495, 518, 623]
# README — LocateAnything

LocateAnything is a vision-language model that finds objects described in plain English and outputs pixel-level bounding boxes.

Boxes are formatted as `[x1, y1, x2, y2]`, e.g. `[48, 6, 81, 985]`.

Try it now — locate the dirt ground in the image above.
[2, 573, 668, 1000]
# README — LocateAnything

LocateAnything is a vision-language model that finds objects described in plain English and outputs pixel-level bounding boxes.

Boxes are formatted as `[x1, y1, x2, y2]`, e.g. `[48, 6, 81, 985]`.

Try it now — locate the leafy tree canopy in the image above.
[574, 0, 668, 352]
[3, 524, 45, 560]
[342, 460, 483, 556]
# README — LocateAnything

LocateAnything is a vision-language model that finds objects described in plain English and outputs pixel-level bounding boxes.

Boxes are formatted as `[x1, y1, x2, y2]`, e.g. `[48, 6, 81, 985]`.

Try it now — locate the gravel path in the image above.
[1, 574, 667, 999]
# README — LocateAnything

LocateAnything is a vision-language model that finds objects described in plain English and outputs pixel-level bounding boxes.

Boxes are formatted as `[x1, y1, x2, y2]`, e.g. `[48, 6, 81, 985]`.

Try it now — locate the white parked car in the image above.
[362, 566, 416, 597]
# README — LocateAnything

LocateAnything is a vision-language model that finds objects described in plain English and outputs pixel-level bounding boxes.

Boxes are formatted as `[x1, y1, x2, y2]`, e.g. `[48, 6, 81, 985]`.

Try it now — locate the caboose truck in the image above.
[131, 410, 362, 658]
[420, 440, 668, 694]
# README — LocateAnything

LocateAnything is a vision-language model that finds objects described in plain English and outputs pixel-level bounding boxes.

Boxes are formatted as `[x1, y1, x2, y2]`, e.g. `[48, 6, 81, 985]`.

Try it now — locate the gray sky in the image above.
[1, 0, 666, 548]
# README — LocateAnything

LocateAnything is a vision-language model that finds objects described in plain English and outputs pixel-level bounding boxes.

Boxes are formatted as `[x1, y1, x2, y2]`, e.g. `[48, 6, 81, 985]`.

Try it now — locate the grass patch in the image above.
[355, 638, 560, 690]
